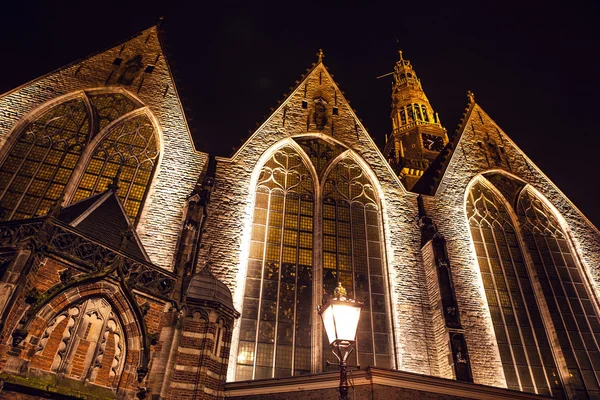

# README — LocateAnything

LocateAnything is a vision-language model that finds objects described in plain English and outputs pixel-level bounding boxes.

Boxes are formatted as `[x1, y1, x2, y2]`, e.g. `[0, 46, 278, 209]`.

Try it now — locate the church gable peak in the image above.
[230, 51, 390, 171]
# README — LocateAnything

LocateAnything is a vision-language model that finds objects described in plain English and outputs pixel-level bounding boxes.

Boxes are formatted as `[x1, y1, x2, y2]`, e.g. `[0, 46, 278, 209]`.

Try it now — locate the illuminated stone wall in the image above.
[0, 26, 207, 270]
[201, 62, 440, 380]
[424, 102, 600, 388]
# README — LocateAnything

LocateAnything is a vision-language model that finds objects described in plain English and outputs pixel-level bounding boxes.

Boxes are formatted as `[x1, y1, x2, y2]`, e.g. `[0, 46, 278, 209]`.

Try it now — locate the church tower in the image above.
[384, 51, 448, 190]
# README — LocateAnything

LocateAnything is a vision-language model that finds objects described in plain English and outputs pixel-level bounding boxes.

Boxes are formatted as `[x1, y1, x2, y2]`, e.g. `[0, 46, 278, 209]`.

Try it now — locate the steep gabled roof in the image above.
[227, 52, 406, 192]
[58, 189, 151, 262]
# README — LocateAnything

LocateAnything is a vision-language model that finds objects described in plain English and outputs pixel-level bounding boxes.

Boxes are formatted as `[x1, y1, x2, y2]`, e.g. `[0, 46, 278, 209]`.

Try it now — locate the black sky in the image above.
[1, 1, 598, 227]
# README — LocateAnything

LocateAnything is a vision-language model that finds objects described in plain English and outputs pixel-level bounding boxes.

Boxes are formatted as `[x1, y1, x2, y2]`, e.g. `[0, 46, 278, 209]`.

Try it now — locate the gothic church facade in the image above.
[0, 24, 598, 400]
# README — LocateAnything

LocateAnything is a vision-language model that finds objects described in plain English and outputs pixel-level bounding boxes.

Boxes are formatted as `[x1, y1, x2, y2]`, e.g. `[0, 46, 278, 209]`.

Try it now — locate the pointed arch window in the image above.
[236, 146, 314, 380]
[71, 113, 158, 221]
[466, 180, 562, 396]
[321, 157, 391, 370]
[0, 90, 155, 223]
[0, 98, 90, 220]
[518, 189, 600, 398]
[237, 139, 393, 381]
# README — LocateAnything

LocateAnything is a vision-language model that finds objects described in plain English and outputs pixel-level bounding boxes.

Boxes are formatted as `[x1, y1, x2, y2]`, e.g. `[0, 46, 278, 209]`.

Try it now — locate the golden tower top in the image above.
[391, 50, 443, 134]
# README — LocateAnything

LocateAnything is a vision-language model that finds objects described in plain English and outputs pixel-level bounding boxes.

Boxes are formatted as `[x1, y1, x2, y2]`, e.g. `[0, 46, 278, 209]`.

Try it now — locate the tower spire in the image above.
[383, 51, 449, 190]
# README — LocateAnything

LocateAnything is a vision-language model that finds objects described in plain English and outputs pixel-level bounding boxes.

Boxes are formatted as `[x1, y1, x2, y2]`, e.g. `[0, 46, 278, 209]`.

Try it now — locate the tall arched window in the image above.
[0, 90, 156, 223]
[322, 157, 391, 370]
[518, 189, 600, 398]
[0, 98, 90, 220]
[466, 179, 563, 396]
[236, 138, 393, 381]
[236, 146, 314, 380]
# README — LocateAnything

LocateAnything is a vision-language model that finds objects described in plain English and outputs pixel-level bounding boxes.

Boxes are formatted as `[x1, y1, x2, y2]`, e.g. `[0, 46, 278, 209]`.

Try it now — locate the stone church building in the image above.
[0, 23, 598, 400]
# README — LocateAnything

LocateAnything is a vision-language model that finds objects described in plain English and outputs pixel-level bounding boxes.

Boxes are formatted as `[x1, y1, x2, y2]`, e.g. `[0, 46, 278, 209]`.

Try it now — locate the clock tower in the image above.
[384, 51, 448, 190]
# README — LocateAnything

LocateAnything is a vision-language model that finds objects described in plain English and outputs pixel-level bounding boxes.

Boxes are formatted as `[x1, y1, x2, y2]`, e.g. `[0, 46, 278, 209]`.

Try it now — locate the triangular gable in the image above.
[0, 23, 195, 151]
[435, 101, 599, 233]
[59, 190, 151, 262]
[227, 58, 405, 191]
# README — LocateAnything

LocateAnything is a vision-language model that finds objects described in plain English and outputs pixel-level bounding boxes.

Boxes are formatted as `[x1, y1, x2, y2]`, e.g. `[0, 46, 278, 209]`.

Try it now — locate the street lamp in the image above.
[318, 282, 363, 400]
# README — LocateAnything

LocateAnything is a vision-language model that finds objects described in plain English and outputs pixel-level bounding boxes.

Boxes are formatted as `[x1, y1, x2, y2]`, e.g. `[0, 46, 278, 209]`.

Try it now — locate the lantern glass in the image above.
[321, 301, 362, 344]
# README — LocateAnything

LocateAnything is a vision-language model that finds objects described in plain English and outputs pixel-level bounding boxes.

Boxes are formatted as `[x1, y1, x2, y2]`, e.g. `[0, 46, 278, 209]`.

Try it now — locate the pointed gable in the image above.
[0, 23, 208, 270]
[229, 56, 403, 192]
[59, 190, 150, 262]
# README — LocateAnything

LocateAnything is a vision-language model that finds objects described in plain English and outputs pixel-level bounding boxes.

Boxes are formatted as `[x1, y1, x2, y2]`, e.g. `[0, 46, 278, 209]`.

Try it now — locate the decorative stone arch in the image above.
[22, 281, 146, 392]
[0, 91, 91, 166]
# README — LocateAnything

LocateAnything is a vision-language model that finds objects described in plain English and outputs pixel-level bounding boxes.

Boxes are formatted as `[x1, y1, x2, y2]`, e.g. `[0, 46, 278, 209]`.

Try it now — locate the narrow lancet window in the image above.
[518, 189, 600, 398]
[236, 147, 314, 380]
[322, 157, 391, 370]
[467, 180, 562, 396]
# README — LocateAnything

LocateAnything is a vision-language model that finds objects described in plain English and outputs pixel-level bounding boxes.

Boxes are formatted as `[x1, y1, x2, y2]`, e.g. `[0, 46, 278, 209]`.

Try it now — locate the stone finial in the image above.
[317, 49, 324, 63]
[398, 49, 404, 61]
[467, 90, 475, 103]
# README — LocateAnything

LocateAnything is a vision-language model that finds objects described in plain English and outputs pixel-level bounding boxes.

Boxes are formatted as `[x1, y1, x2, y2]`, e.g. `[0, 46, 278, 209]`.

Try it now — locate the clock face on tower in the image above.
[421, 133, 445, 151]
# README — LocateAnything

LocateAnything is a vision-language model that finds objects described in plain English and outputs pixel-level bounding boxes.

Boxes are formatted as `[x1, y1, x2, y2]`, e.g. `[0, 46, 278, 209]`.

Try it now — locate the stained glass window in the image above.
[71, 114, 158, 222]
[0, 98, 90, 220]
[88, 92, 141, 132]
[292, 137, 344, 178]
[236, 147, 314, 381]
[0, 91, 153, 223]
[322, 158, 391, 370]
[518, 189, 600, 399]
[467, 180, 563, 396]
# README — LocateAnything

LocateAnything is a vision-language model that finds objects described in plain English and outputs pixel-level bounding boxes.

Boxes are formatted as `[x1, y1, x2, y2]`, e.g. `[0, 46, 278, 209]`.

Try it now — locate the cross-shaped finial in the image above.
[108, 165, 123, 193]
[317, 49, 324, 63]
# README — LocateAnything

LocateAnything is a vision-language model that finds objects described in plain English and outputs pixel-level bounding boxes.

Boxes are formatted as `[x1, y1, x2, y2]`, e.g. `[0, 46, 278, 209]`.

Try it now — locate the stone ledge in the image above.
[224, 367, 552, 400]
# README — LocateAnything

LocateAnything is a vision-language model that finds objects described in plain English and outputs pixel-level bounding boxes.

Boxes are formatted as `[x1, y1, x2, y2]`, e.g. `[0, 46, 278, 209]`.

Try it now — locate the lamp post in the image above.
[318, 282, 363, 400]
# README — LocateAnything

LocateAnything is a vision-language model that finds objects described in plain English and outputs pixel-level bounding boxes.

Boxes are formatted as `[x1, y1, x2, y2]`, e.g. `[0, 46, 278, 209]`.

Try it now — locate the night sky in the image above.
[1, 1, 598, 227]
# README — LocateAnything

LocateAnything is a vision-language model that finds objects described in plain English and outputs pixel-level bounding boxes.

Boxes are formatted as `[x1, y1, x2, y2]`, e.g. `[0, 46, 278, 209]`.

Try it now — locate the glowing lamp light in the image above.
[318, 282, 363, 400]
[320, 295, 362, 345]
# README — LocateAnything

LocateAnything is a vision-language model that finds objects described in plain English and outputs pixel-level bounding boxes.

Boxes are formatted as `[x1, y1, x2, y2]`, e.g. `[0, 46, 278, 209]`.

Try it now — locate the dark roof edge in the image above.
[411, 97, 477, 195]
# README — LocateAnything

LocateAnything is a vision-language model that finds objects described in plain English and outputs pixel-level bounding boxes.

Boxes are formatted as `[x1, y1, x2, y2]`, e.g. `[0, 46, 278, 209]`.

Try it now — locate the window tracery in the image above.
[32, 298, 126, 388]
[236, 147, 314, 380]
[71, 113, 158, 221]
[518, 189, 600, 398]
[322, 157, 390, 370]
[88, 92, 141, 132]
[237, 142, 392, 381]
[467, 180, 562, 396]
[293, 137, 344, 178]
[0, 90, 155, 223]
[0, 99, 90, 220]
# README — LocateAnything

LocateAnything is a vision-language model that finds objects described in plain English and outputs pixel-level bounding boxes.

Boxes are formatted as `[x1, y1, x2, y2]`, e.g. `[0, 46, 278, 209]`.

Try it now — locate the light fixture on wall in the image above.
[318, 282, 363, 400]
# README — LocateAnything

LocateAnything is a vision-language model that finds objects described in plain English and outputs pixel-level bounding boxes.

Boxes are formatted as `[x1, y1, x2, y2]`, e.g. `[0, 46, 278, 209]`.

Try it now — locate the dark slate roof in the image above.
[58, 192, 106, 224]
[58, 189, 150, 262]
[187, 265, 235, 312]
[412, 99, 476, 195]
